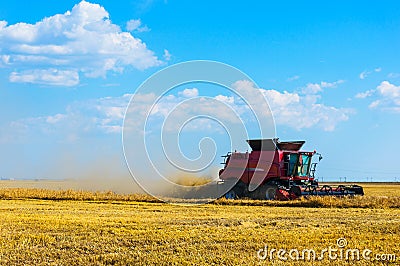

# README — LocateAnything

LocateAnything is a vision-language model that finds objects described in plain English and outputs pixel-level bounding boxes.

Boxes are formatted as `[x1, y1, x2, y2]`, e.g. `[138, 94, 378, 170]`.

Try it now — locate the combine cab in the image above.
[218, 138, 364, 200]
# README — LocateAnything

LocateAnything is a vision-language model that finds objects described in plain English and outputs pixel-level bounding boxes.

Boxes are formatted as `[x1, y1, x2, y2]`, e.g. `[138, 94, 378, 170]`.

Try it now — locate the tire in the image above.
[259, 185, 278, 200]
[224, 189, 237, 199]
[222, 179, 244, 199]
[289, 186, 302, 197]
[351, 185, 364, 196]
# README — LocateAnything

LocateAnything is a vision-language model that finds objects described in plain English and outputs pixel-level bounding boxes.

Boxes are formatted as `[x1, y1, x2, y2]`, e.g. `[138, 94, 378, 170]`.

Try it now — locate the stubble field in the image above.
[0, 182, 398, 265]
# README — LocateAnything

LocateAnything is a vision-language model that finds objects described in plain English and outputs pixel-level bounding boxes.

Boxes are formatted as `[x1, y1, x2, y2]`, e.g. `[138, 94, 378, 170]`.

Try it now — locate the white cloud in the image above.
[303, 83, 323, 94]
[355, 90, 374, 99]
[1, 81, 354, 143]
[9, 69, 79, 86]
[233, 81, 351, 131]
[264, 91, 350, 131]
[178, 88, 199, 98]
[302, 80, 344, 94]
[0, 1, 162, 86]
[46, 114, 67, 124]
[126, 19, 141, 31]
[262, 90, 300, 106]
[320, 80, 344, 88]
[269, 92, 350, 131]
[13, 93, 133, 140]
[1, 88, 242, 142]
[359, 68, 381, 80]
[357, 81, 400, 112]
[388, 73, 400, 79]
[287, 75, 300, 81]
[359, 71, 368, 80]
[376, 81, 400, 98]
[215, 95, 234, 104]
[368, 100, 380, 109]
[163, 49, 171, 61]
[126, 19, 150, 32]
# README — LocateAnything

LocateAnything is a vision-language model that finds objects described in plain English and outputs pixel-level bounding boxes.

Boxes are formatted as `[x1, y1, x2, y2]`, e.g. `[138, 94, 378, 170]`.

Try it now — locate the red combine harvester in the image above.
[218, 138, 364, 200]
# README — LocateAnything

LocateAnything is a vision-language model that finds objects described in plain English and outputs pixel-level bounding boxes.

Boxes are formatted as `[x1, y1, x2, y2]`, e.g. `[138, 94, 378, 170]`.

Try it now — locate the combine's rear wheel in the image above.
[223, 180, 246, 199]
[259, 185, 278, 200]
[224, 189, 237, 199]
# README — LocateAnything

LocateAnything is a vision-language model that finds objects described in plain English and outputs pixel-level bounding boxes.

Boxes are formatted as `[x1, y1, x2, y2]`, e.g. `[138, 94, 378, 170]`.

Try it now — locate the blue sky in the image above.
[0, 0, 399, 183]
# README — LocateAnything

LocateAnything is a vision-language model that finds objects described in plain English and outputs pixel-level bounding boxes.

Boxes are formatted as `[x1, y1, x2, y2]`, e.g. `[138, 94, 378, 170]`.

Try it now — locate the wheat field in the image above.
[0, 182, 398, 265]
